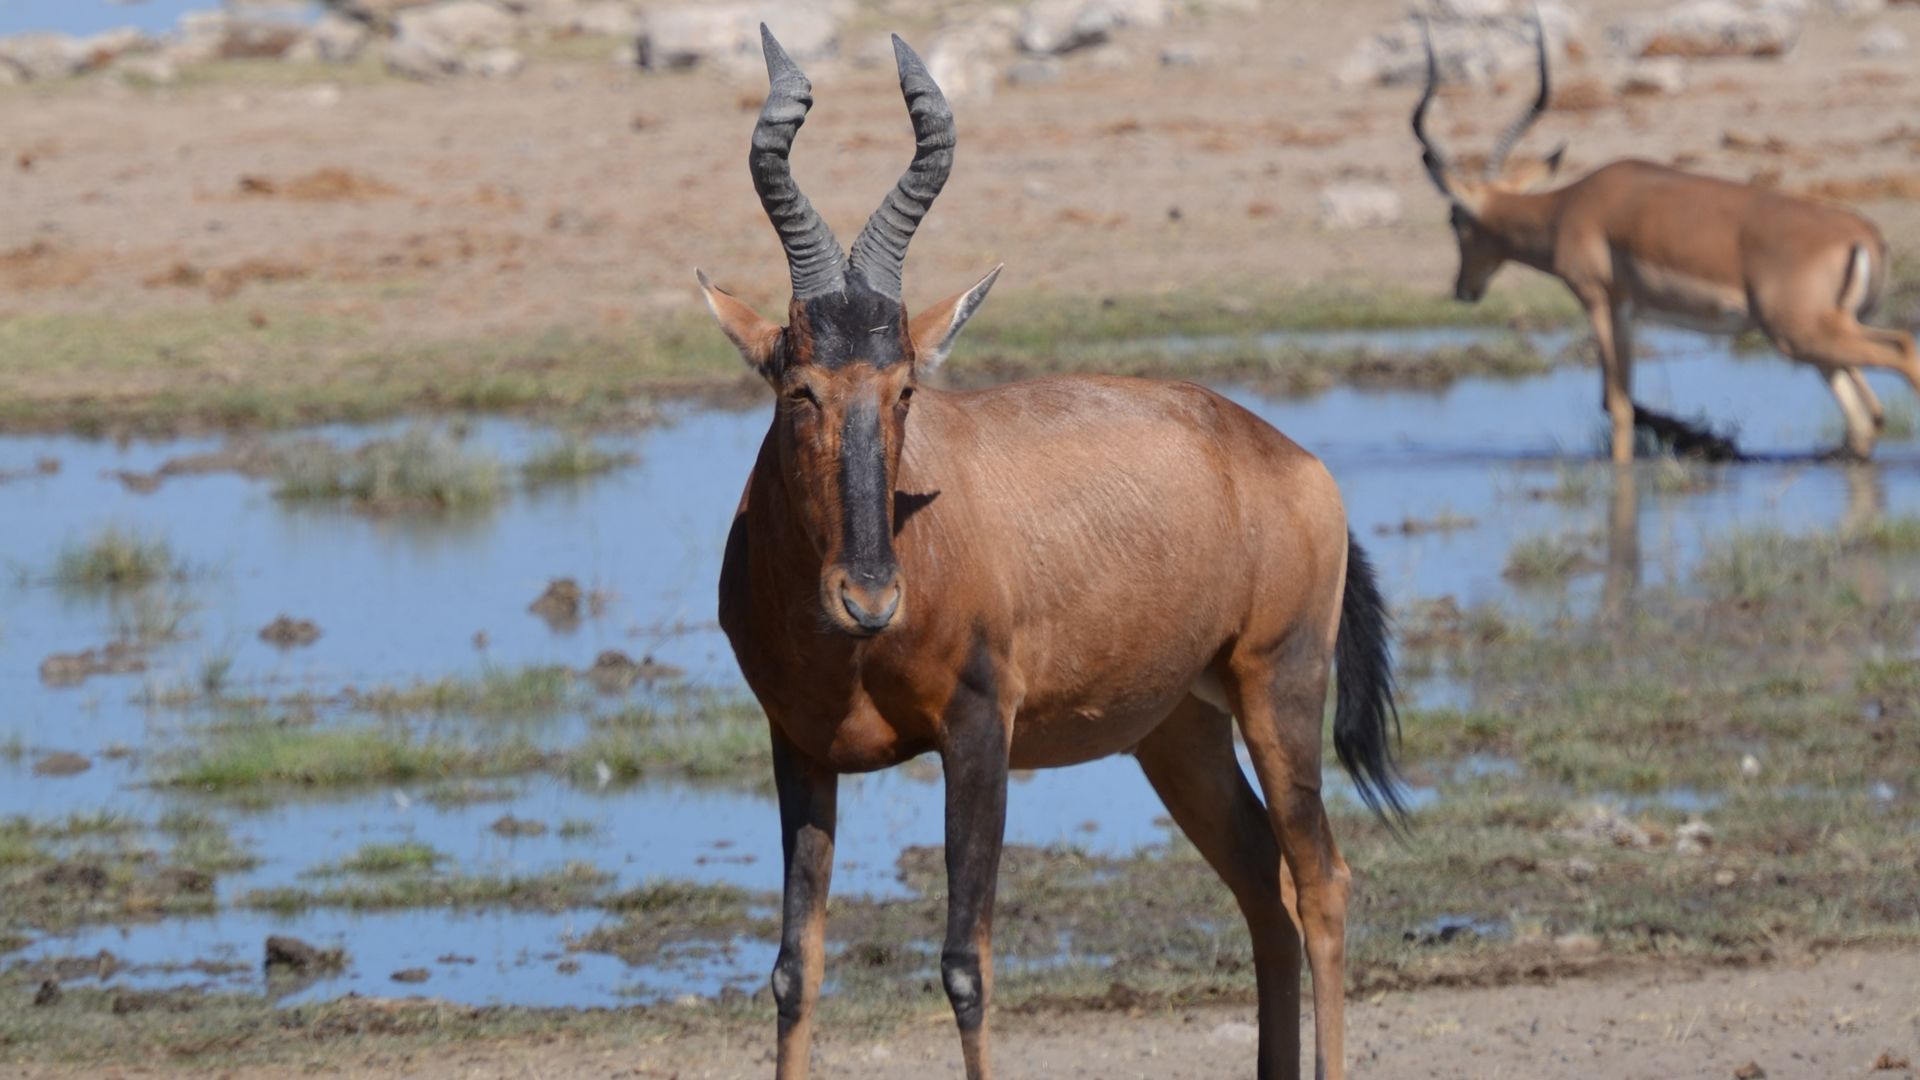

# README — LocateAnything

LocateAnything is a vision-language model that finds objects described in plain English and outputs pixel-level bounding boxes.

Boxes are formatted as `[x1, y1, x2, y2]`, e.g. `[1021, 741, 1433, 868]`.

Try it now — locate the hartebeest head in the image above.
[700, 27, 1000, 637]
[1412, 13, 1566, 302]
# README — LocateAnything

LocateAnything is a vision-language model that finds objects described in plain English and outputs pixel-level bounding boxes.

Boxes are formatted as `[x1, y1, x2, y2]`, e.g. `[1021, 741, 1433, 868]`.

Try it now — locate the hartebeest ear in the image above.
[909, 265, 1002, 372]
[698, 270, 782, 380]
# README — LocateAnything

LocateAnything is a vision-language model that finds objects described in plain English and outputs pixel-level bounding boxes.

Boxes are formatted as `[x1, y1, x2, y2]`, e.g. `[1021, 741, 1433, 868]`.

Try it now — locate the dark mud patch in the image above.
[582, 649, 683, 694]
[529, 578, 583, 630]
[264, 935, 347, 975]
[30, 752, 92, 778]
[39, 643, 146, 687]
[258, 615, 322, 648]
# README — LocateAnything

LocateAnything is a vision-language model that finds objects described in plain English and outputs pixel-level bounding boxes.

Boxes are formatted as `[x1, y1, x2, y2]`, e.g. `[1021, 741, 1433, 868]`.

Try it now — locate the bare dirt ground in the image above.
[8, 0, 1920, 353]
[7, 947, 1913, 1078]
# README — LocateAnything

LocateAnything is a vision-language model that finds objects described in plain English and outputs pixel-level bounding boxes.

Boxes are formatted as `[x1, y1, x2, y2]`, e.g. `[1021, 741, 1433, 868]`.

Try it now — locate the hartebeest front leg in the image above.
[940, 685, 1011, 1079]
[769, 729, 839, 1080]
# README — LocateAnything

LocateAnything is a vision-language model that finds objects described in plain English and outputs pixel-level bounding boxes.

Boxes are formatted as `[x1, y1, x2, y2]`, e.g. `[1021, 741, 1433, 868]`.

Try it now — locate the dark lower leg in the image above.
[941, 683, 1010, 1079]
[769, 730, 838, 1080]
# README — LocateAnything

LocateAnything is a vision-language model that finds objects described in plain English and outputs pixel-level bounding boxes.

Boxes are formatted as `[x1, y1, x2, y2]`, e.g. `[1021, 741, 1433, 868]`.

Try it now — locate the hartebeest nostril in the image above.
[840, 582, 901, 633]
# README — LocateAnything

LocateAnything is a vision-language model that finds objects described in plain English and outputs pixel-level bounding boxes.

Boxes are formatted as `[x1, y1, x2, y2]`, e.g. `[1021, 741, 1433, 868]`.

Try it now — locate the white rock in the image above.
[1859, 24, 1907, 56]
[1674, 819, 1714, 855]
[1209, 1021, 1260, 1046]
[293, 12, 372, 63]
[1160, 41, 1212, 67]
[1610, 0, 1800, 60]
[570, 1, 644, 38]
[81, 26, 156, 66]
[0, 33, 90, 81]
[395, 0, 516, 50]
[924, 14, 1016, 106]
[463, 45, 525, 76]
[1336, 2, 1581, 88]
[1006, 57, 1062, 85]
[1740, 753, 1762, 778]
[1019, 0, 1116, 55]
[1318, 184, 1403, 229]
[385, 29, 461, 78]
[1828, 0, 1885, 16]
[638, 2, 840, 71]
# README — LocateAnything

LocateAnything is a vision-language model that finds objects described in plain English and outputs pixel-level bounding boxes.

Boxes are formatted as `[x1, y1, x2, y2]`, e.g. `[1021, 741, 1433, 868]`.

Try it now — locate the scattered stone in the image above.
[924, 14, 1016, 105]
[1018, 0, 1170, 56]
[1005, 57, 1062, 85]
[1337, 2, 1580, 88]
[32, 980, 60, 1007]
[40, 643, 147, 687]
[31, 752, 92, 777]
[1565, 856, 1598, 881]
[384, 28, 461, 79]
[259, 615, 322, 648]
[1554, 932, 1601, 956]
[1741, 753, 1762, 778]
[1830, 0, 1887, 16]
[489, 814, 549, 838]
[1159, 41, 1211, 67]
[264, 935, 347, 974]
[638, 2, 840, 72]
[1675, 819, 1715, 855]
[1872, 1051, 1912, 1071]
[529, 577, 583, 629]
[1318, 184, 1402, 230]
[289, 13, 372, 64]
[1562, 803, 1654, 849]
[464, 45, 524, 78]
[1612, 1, 1800, 60]
[1733, 1062, 1767, 1080]
[394, 1, 515, 51]
[1209, 1020, 1260, 1045]
[1714, 867, 1739, 887]
[1616, 57, 1688, 96]
[1859, 25, 1907, 57]
[390, 967, 431, 984]
[0, 33, 91, 81]
[112, 54, 179, 85]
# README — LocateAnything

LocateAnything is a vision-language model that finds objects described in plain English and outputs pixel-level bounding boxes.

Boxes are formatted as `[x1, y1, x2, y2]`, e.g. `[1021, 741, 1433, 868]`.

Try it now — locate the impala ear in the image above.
[1542, 142, 1567, 179]
[698, 270, 782, 381]
[910, 265, 1002, 372]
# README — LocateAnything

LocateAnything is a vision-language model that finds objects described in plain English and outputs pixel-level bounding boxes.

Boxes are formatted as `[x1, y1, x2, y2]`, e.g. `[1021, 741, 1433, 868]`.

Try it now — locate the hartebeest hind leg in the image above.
[768, 730, 839, 1080]
[1136, 697, 1304, 1078]
[1228, 649, 1351, 1080]
[939, 674, 1011, 1079]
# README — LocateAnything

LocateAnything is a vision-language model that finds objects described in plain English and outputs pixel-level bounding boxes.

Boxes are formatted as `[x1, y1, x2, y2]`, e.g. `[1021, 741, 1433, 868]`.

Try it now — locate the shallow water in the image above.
[0, 1, 317, 38]
[2, 324, 1915, 1006]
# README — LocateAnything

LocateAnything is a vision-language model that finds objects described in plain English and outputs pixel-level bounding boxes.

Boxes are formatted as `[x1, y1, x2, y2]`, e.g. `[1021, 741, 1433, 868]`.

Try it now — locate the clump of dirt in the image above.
[30, 752, 92, 777]
[259, 615, 322, 648]
[264, 935, 347, 975]
[583, 649, 684, 694]
[0, 240, 95, 290]
[236, 167, 400, 201]
[32, 980, 60, 1007]
[143, 257, 310, 299]
[529, 578, 583, 629]
[39, 643, 146, 687]
[390, 968, 431, 984]
[489, 814, 548, 838]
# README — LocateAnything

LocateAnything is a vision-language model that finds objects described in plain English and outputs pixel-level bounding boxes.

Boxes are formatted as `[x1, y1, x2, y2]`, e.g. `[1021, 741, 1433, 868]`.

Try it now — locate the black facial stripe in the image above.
[838, 398, 894, 578]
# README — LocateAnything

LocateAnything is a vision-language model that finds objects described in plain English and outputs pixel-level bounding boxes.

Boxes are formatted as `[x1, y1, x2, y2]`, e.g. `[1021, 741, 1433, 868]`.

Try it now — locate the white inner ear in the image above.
[919, 265, 1002, 373]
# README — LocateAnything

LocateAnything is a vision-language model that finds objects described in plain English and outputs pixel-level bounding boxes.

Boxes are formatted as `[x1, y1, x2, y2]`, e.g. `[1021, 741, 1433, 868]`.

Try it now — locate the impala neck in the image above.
[1477, 188, 1564, 274]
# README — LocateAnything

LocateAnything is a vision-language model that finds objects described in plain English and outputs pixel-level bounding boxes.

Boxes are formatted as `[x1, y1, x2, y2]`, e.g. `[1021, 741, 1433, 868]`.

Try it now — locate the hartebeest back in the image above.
[1413, 15, 1920, 461]
[701, 25, 1403, 1080]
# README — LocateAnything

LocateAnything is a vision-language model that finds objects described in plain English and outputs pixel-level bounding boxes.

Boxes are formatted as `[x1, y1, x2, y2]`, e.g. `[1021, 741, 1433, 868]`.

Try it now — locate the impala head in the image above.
[1412, 12, 1566, 302]
[700, 27, 1001, 638]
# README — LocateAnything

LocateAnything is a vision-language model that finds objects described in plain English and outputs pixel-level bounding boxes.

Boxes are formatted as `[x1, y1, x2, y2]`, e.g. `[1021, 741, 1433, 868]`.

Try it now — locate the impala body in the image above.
[1415, 17, 1920, 461]
[703, 27, 1402, 1080]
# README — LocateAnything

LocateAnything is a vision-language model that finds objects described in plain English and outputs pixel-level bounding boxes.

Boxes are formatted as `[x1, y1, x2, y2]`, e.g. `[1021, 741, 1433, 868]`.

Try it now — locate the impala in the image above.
[1412, 16, 1920, 462]
[704, 26, 1403, 1080]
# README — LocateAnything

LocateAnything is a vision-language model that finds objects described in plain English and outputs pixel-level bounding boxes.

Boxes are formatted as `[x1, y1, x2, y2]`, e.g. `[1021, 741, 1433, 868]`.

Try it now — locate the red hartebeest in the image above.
[703, 26, 1404, 1080]
[1413, 16, 1920, 461]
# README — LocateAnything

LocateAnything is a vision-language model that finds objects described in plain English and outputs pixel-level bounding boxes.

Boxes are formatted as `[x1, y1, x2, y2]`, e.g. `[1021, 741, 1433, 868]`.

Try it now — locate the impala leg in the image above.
[768, 728, 839, 1080]
[1819, 364, 1877, 460]
[940, 667, 1011, 1079]
[1136, 697, 1302, 1080]
[1849, 370, 1886, 431]
[1229, 657, 1349, 1080]
[1591, 297, 1635, 464]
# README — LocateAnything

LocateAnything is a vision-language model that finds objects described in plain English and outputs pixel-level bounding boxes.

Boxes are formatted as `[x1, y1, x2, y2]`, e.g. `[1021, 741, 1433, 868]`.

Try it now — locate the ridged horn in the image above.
[751, 24, 846, 300]
[847, 35, 955, 299]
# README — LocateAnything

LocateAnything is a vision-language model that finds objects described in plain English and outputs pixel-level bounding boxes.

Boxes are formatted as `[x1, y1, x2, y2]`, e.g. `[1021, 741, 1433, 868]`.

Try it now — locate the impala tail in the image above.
[1333, 532, 1406, 825]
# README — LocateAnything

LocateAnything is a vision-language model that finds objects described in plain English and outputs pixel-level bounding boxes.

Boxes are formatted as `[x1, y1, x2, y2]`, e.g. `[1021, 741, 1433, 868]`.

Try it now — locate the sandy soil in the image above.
[9, 947, 1911, 1079]
[8, 0, 1920, 350]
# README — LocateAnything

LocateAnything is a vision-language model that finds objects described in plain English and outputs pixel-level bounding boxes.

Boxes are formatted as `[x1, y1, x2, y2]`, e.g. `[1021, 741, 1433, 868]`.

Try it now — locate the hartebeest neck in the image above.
[1476, 187, 1565, 275]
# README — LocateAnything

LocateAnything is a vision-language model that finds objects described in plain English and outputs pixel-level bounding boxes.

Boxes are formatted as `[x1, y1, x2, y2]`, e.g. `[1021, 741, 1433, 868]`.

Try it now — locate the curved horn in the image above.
[1411, 16, 1458, 200]
[1484, 7, 1550, 180]
[848, 35, 955, 300]
[752, 25, 845, 300]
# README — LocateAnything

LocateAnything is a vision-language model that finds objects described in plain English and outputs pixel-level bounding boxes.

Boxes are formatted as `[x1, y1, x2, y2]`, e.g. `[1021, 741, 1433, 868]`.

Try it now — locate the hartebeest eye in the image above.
[898, 386, 914, 407]
[789, 385, 820, 408]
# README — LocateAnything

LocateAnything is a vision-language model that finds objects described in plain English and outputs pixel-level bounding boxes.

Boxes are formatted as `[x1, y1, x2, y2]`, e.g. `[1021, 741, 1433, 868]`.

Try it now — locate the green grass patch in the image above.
[244, 861, 613, 914]
[274, 427, 503, 511]
[570, 694, 767, 785]
[520, 436, 632, 485]
[351, 664, 575, 720]
[166, 723, 547, 791]
[52, 527, 179, 590]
